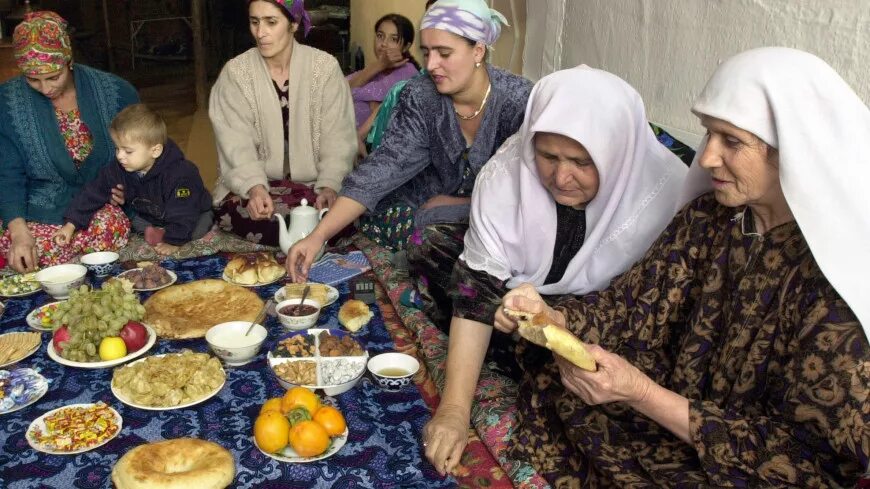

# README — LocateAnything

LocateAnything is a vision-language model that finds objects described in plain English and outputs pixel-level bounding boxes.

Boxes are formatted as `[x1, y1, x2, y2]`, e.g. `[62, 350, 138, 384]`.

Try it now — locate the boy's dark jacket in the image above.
[64, 139, 212, 245]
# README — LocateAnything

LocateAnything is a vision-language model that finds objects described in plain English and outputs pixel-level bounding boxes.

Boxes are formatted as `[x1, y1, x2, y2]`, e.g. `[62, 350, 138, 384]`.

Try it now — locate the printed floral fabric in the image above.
[511, 193, 870, 487]
[0, 204, 128, 267]
[55, 107, 94, 168]
[359, 202, 416, 251]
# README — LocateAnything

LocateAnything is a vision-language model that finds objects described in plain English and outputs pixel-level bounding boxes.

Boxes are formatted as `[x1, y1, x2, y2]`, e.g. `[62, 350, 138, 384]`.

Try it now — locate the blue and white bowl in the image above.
[367, 352, 419, 391]
[0, 368, 49, 414]
[80, 252, 119, 278]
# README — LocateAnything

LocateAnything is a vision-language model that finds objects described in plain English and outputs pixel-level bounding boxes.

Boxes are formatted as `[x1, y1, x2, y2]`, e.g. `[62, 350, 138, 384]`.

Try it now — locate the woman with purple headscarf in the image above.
[210, 0, 356, 246]
[287, 0, 533, 327]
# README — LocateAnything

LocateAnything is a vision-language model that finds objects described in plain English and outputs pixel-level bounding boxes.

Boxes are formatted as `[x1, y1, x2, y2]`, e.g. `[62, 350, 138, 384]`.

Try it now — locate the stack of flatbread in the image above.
[282, 283, 330, 305]
[144, 279, 264, 339]
[505, 309, 596, 371]
[224, 253, 284, 285]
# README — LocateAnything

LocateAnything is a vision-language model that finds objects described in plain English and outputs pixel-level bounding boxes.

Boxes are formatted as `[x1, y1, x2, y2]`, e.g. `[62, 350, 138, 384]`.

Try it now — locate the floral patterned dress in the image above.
[0, 108, 129, 267]
[512, 193, 869, 487]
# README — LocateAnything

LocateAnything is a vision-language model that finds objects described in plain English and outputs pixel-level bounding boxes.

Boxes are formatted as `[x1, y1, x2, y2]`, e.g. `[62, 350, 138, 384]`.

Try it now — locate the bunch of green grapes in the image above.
[54, 281, 147, 362]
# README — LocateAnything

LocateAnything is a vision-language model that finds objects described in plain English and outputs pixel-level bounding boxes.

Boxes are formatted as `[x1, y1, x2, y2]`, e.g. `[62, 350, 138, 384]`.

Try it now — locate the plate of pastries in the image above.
[222, 253, 285, 287]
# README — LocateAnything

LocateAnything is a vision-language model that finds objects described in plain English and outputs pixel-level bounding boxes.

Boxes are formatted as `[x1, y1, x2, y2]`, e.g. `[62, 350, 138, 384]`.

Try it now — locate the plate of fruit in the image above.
[252, 387, 348, 463]
[26, 301, 65, 332]
[46, 281, 155, 369]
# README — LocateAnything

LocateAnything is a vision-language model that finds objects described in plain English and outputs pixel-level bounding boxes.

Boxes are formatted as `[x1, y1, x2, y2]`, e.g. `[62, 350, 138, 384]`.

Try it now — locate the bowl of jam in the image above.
[275, 298, 322, 331]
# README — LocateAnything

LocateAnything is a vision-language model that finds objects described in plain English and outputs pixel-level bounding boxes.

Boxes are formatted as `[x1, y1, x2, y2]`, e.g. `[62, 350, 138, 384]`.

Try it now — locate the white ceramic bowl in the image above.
[275, 299, 321, 331]
[34, 264, 87, 299]
[205, 321, 268, 366]
[367, 352, 420, 391]
[80, 251, 119, 277]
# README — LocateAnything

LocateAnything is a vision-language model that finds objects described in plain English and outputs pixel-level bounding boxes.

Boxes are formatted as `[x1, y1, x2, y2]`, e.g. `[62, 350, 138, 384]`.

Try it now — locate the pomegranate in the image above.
[52, 325, 70, 353]
[119, 321, 149, 353]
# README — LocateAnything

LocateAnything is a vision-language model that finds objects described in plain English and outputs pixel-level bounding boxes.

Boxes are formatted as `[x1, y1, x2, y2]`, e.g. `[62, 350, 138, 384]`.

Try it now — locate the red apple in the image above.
[120, 321, 149, 353]
[53, 325, 70, 353]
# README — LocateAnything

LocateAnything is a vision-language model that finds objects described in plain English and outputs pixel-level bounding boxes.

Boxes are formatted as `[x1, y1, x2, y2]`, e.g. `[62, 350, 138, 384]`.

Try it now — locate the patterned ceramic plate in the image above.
[26, 301, 65, 332]
[273, 283, 339, 307]
[254, 427, 348, 463]
[110, 353, 226, 411]
[46, 324, 156, 369]
[117, 269, 178, 292]
[221, 271, 286, 288]
[26, 403, 122, 454]
[0, 368, 49, 415]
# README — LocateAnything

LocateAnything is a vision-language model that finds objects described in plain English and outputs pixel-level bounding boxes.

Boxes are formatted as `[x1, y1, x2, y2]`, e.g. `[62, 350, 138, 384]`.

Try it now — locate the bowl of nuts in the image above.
[267, 328, 367, 396]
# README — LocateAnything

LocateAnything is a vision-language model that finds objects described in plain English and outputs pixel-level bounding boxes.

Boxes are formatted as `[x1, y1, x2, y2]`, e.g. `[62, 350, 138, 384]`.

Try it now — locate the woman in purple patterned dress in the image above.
[497, 48, 870, 487]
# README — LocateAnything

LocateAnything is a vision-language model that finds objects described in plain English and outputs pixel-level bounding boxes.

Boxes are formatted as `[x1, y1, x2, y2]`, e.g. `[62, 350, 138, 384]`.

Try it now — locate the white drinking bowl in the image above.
[275, 299, 321, 331]
[205, 321, 268, 366]
[80, 251, 119, 277]
[367, 352, 420, 391]
[34, 264, 88, 299]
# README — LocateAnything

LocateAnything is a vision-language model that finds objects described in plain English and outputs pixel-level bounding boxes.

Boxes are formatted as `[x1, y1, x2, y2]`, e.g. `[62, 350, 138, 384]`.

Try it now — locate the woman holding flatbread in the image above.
[497, 48, 870, 487]
[423, 66, 690, 475]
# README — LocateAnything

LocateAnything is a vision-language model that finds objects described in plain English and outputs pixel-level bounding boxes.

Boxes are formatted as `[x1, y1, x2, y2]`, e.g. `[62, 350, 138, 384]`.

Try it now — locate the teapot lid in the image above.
[291, 198, 317, 216]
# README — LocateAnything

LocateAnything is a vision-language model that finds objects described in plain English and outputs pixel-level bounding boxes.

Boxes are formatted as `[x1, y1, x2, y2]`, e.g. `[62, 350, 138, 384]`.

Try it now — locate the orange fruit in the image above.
[260, 397, 283, 415]
[253, 410, 290, 453]
[288, 420, 330, 457]
[313, 406, 346, 437]
[281, 386, 320, 415]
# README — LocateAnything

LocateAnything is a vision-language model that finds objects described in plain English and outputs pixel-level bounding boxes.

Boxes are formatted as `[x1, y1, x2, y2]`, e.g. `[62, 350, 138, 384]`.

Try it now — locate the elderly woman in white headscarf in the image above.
[422, 66, 690, 475]
[499, 47, 870, 487]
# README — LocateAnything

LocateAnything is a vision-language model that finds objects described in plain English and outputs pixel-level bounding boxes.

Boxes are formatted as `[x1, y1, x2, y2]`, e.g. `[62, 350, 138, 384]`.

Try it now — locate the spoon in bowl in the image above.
[294, 285, 311, 315]
[245, 299, 271, 337]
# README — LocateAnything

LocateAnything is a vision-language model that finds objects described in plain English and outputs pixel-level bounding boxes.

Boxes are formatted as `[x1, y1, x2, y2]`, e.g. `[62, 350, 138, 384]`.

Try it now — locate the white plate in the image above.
[273, 283, 339, 307]
[221, 271, 286, 288]
[26, 301, 66, 332]
[46, 323, 157, 369]
[0, 368, 49, 415]
[254, 428, 348, 463]
[110, 353, 226, 410]
[26, 403, 122, 454]
[0, 333, 41, 369]
[117, 269, 178, 292]
[268, 329, 367, 396]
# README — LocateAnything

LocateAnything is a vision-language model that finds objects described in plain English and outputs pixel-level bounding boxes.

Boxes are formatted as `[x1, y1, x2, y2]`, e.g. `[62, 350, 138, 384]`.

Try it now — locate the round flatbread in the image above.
[144, 279, 264, 339]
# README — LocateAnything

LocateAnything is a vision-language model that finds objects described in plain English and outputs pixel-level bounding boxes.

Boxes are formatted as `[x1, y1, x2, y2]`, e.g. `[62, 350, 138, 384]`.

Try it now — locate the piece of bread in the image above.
[257, 261, 285, 283]
[338, 300, 373, 333]
[112, 438, 234, 489]
[283, 283, 329, 305]
[505, 309, 596, 371]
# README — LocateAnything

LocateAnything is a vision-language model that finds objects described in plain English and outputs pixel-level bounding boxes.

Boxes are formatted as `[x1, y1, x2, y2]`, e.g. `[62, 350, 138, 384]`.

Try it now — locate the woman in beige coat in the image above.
[210, 0, 356, 245]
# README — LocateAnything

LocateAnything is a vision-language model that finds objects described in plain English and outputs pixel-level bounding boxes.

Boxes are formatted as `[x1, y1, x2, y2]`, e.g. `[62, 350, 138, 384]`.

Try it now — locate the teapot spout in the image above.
[274, 213, 291, 254]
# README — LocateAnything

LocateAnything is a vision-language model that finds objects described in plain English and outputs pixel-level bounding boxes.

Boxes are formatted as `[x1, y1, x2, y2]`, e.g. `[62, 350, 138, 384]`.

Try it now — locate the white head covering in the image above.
[461, 65, 689, 295]
[682, 47, 870, 339]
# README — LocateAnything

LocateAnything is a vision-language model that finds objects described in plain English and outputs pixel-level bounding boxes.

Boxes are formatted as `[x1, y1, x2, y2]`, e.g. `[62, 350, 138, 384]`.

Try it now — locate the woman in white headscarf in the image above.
[499, 47, 870, 487]
[422, 65, 690, 475]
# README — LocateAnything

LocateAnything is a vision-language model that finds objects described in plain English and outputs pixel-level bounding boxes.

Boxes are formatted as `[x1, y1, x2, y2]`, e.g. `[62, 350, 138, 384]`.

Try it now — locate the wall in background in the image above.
[524, 0, 870, 145]
[349, 0, 525, 73]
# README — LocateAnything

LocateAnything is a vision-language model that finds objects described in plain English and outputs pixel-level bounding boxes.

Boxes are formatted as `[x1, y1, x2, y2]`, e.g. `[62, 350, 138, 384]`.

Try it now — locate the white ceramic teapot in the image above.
[274, 199, 328, 254]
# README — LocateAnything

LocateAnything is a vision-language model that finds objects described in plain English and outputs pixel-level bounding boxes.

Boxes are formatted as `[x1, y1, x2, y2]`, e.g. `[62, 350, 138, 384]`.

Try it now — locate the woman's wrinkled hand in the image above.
[52, 223, 76, 246]
[422, 403, 470, 477]
[285, 234, 325, 283]
[246, 185, 274, 220]
[494, 283, 564, 334]
[315, 187, 337, 210]
[556, 346, 652, 405]
[9, 229, 38, 273]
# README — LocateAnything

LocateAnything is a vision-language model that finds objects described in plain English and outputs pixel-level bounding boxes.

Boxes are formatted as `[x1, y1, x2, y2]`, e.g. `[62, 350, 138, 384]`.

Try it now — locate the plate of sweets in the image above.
[26, 402, 122, 454]
[0, 368, 49, 415]
[268, 329, 367, 396]
[0, 332, 41, 368]
[117, 264, 177, 292]
[26, 301, 65, 332]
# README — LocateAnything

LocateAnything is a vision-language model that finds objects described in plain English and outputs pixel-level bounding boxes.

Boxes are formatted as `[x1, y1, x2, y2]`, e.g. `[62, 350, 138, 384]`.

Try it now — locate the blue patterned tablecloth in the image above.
[0, 256, 455, 488]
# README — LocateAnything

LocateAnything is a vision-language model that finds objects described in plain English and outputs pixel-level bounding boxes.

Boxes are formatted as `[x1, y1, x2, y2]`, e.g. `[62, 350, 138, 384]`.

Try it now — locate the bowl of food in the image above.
[275, 299, 321, 331]
[268, 329, 367, 396]
[34, 264, 88, 299]
[80, 251, 119, 277]
[205, 321, 268, 366]
[367, 352, 420, 391]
